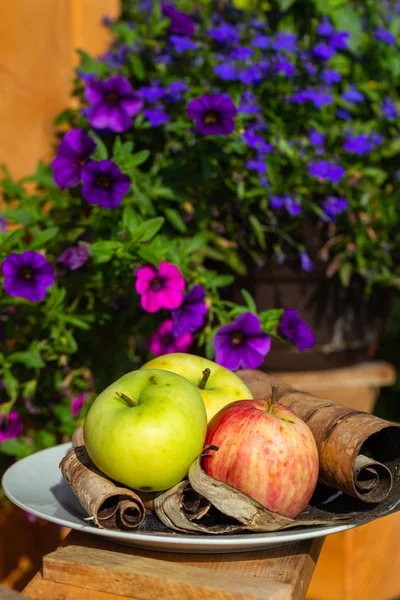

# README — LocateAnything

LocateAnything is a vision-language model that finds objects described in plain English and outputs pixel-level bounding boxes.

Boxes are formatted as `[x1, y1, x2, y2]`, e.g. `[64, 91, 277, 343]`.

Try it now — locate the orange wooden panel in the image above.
[0, 0, 119, 179]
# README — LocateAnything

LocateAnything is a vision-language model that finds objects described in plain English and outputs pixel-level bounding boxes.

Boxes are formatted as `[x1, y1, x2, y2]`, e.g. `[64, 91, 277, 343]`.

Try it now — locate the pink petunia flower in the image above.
[135, 261, 185, 313]
[149, 320, 192, 356]
[70, 392, 90, 418]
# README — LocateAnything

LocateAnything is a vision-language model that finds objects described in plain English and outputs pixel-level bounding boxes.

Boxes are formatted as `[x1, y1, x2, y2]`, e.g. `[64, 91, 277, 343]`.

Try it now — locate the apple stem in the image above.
[116, 391, 138, 407]
[268, 384, 279, 413]
[198, 368, 211, 390]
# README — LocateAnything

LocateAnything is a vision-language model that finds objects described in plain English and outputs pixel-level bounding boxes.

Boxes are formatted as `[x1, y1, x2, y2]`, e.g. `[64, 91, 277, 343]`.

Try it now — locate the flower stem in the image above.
[198, 368, 211, 390]
[116, 391, 138, 407]
[268, 384, 279, 413]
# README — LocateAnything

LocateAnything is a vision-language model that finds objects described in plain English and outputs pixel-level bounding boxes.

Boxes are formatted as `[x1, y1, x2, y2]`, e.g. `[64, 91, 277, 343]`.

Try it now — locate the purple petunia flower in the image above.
[213, 312, 271, 371]
[135, 261, 185, 313]
[232, 46, 254, 61]
[171, 285, 207, 336]
[0, 412, 23, 443]
[138, 82, 166, 104]
[300, 250, 314, 272]
[322, 196, 348, 220]
[149, 320, 192, 356]
[81, 160, 130, 209]
[51, 129, 96, 189]
[246, 158, 267, 174]
[169, 35, 196, 53]
[167, 81, 188, 102]
[251, 35, 270, 49]
[238, 64, 265, 85]
[85, 75, 144, 133]
[317, 17, 335, 37]
[161, 3, 195, 37]
[187, 94, 237, 136]
[2, 251, 55, 302]
[243, 130, 272, 153]
[341, 85, 364, 105]
[375, 27, 396, 46]
[313, 42, 336, 61]
[144, 107, 170, 127]
[274, 57, 296, 77]
[291, 88, 334, 108]
[0, 217, 6, 234]
[270, 194, 301, 215]
[309, 129, 325, 147]
[214, 63, 237, 81]
[57, 244, 90, 271]
[207, 22, 240, 45]
[279, 309, 315, 352]
[381, 97, 398, 120]
[272, 32, 297, 53]
[343, 134, 375, 156]
[337, 108, 351, 121]
[308, 160, 345, 184]
[322, 68, 342, 85]
[330, 31, 350, 50]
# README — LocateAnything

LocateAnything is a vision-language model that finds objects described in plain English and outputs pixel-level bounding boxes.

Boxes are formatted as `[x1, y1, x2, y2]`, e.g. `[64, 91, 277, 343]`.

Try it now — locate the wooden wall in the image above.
[0, 0, 120, 179]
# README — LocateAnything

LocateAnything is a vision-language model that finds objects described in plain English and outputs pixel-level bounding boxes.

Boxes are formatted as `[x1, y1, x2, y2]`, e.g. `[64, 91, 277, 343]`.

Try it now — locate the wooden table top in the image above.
[22, 529, 325, 600]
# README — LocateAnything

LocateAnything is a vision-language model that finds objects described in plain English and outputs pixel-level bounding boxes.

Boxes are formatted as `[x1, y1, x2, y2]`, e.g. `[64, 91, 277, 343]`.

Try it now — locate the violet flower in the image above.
[71, 392, 90, 418]
[375, 27, 396, 46]
[213, 312, 271, 371]
[171, 285, 208, 336]
[2, 251, 55, 302]
[300, 250, 314, 272]
[143, 107, 170, 127]
[135, 261, 185, 313]
[308, 160, 345, 184]
[57, 244, 90, 271]
[81, 160, 130, 209]
[0, 216, 6, 234]
[51, 129, 96, 189]
[85, 75, 144, 133]
[381, 97, 398, 120]
[149, 320, 192, 356]
[161, 3, 195, 37]
[187, 94, 237, 136]
[0, 412, 23, 442]
[279, 309, 315, 352]
[322, 196, 348, 220]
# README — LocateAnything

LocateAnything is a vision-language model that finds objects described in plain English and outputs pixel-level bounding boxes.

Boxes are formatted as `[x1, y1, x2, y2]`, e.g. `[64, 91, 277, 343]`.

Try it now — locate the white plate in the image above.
[3, 443, 359, 553]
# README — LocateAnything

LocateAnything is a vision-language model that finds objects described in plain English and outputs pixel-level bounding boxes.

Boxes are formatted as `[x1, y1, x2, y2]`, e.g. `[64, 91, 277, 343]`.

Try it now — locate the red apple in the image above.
[203, 387, 319, 518]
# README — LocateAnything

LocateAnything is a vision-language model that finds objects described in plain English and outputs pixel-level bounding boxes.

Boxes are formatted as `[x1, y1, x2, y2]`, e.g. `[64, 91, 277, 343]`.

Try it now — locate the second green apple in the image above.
[141, 353, 253, 421]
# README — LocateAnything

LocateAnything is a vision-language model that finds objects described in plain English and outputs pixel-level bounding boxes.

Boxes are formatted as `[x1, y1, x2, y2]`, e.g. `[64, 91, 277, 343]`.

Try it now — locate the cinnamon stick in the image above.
[237, 369, 400, 504]
[60, 435, 146, 531]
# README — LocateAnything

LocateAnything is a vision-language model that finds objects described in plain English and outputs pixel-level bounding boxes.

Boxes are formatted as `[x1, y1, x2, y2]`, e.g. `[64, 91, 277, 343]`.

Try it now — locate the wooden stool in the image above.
[270, 361, 398, 600]
[23, 530, 324, 600]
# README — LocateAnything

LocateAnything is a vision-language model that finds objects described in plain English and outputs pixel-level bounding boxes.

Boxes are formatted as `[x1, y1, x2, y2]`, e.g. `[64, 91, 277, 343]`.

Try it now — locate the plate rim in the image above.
[2, 442, 360, 549]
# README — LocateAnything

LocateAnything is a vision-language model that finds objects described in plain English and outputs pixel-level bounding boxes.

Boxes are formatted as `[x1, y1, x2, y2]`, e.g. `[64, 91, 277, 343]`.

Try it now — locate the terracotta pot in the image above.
[227, 265, 395, 371]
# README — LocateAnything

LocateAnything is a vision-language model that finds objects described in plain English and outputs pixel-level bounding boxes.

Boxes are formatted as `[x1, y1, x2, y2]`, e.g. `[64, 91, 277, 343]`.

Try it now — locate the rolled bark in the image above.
[237, 369, 400, 504]
[60, 444, 146, 531]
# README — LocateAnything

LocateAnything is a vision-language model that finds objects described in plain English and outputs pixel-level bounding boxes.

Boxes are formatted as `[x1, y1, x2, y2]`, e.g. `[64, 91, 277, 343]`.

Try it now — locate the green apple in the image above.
[141, 353, 253, 422]
[83, 369, 207, 491]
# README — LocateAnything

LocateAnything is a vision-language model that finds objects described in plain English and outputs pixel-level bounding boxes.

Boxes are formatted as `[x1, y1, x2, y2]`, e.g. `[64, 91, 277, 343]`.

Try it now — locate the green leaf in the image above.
[241, 289, 257, 313]
[277, 0, 297, 11]
[249, 215, 266, 250]
[90, 132, 108, 161]
[130, 150, 150, 167]
[75, 49, 106, 76]
[122, 205, 139, 235]
[89, 240, 123, 264]
[205, 328, 218, 360]
[29, 226, 59, 250]
[339, 263, 352, 287]
[8, 350, 45, 369]
[130, 55, 146, 81]
[2, 367, 18, 401]
[0, 439, 30, 459]
[130, 217, 165, 243]
[211, 274, 234, 288]
[0, 228, 23, 249]
[165, 208, 187, 233]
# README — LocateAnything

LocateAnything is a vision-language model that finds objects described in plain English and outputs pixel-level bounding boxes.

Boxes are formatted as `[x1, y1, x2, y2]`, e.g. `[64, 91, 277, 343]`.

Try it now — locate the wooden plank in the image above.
[53, 530, 323, 600]
[43, 542, 292, 600]
[24, 572, 138, 600]
[271, 361, 395, 393]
